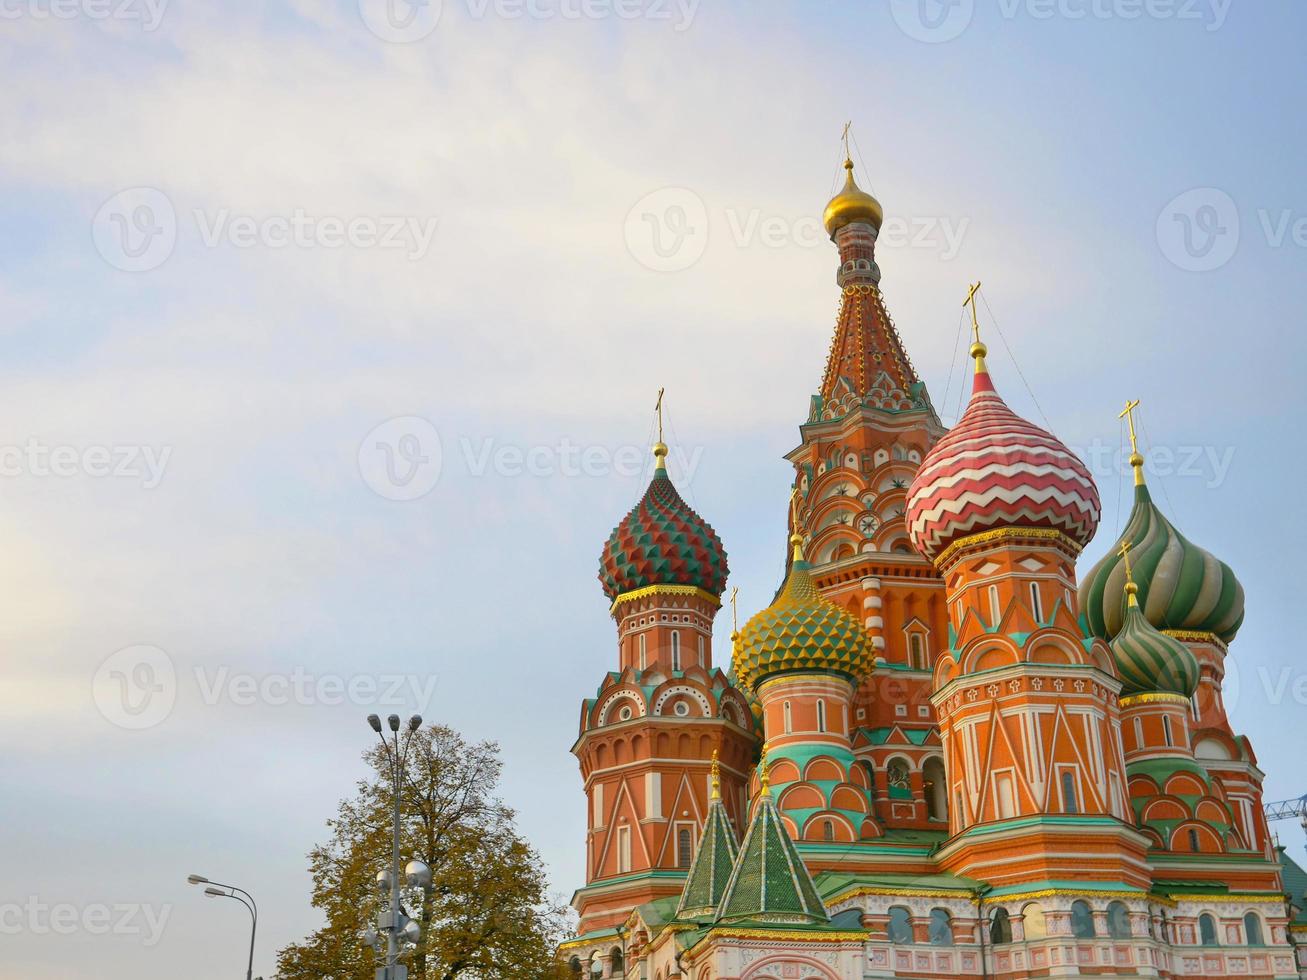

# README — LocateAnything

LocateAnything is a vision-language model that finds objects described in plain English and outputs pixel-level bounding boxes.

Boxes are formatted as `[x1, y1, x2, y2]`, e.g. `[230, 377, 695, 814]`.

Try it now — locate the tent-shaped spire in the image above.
[716, 752, 829, 925]
[675, 752, 739, 919]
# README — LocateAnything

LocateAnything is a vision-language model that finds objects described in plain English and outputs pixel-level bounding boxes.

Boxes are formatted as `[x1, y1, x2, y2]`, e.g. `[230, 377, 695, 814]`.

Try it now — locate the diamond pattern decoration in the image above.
[732, 559, 873, 693]
[599, 464, 728, 601]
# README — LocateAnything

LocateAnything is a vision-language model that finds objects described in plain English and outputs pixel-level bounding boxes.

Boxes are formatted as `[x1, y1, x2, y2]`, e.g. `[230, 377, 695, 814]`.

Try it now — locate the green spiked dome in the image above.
[716, 760, 829, 925]
[1110, 585, 1200, 698]
[599, 444, 729, 603]
[1080, 483, 1244, 644]
[732, 540, 873, 693]
[676, 756, 740, 919]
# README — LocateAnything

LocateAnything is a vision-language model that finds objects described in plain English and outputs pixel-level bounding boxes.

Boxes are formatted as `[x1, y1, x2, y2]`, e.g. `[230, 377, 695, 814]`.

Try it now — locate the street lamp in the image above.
[188, 874, 257, 980]
[363, 712, 428, 980]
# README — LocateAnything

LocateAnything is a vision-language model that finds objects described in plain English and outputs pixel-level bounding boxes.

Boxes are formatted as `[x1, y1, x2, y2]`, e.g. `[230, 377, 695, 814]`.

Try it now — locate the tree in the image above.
[277, 725, 573, 980]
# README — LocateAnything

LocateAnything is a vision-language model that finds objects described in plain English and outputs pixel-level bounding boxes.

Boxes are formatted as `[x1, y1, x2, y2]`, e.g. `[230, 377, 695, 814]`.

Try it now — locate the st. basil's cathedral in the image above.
[559, 158, 1307, 980]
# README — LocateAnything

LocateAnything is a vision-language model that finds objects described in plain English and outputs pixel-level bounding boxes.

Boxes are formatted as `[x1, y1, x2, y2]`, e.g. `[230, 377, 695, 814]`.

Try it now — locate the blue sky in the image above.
[2, 1, 1305, 976]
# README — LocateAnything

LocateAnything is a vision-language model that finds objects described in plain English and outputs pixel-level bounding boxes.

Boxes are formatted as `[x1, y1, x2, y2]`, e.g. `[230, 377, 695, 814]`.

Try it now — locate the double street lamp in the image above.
[187, 874, 257, 980]
[361, 713, 432, 980]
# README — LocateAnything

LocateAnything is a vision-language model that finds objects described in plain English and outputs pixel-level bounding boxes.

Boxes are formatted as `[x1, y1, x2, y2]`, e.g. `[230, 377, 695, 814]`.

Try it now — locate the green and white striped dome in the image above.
[1080, 484, 1244, 644]
[1110, 588, 1200, 698]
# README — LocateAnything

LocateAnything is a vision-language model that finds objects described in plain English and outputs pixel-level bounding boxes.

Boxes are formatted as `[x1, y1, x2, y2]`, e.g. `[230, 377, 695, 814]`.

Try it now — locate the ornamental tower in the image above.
[732, 523, 878, 846]
[905, 313, 1149, 889]
[1079, 407, 1276, 876]
[786, 153, 951, 832]
[573, 420, 756, 937]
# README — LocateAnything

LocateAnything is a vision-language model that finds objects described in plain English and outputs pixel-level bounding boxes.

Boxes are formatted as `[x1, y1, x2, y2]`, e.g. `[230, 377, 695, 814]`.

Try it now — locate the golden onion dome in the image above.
[823, 159, 884, 237]
[732, 543, 874, 693]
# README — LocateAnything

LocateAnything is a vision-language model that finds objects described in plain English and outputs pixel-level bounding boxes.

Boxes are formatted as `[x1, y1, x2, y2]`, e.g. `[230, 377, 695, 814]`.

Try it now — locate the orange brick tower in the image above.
[572, 430, 756, 937]
[787, 155, 951, 833]
[905, 321, 1150, 891]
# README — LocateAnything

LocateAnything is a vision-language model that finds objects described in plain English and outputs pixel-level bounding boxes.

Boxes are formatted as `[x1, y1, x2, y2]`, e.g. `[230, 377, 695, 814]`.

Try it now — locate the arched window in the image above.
[1022, 903, 1047, 940]
[909, 633, 925, 669]
[677, 827, 692, 868]
[1071, 901, 1096, 939]
[923, 757, 947, 821]
[823, 819, 834, 842]
[1160, 909, 1171, 945]
[671, 631, 681, 671]
[929, 908, 953, 946]
[1029, 582, 1043, 621]
[698, 633, 705, 663]
[1188, 828, 1201, 852]
[816, 699, 827, 733]
[638, 633, 647, 670]
[1162, 715, 1173, 747]
[568, 956, 582, 977]
[989, 907, 1012, 944]
[888, 906, 913, 944]
[1107, 901, 1131, 939]
[783, 701, 792, 734]
[1200, 913, 1219, 946]
[1244, 912, 1264, 945]
[610, 947, 624, 977]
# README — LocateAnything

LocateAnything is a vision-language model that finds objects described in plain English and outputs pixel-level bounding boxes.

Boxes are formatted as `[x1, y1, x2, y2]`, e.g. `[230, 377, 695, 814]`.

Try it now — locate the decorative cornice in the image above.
[983, 887, 1153, 905]
[1120, 692, 1191, 708]
[1166, 893, 1287, 905]
[1163, 629, 1225, 647]
[610, 584, 722, 614]
[934, 526, 1081, 568]
[827, 884, 972, 904]
[684, 928, 867, 960]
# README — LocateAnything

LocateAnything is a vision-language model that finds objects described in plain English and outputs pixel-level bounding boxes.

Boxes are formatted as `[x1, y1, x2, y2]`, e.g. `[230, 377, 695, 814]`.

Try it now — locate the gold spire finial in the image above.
[759, 745, 770, 798]
[652, 387, 668, 466]
[710, 749, 721, 801]
[1119, 398, 1144, 486]
[1119, 538, 1139, 606]
[964, 281, 988, 370]
[730, 586, 739, 637]
[788, 487, 806, 561]
[841, 120, 853, 166]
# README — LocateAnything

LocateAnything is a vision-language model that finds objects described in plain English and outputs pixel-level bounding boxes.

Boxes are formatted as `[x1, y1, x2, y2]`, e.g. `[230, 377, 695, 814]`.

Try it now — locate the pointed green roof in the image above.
[675, 776, 739, 919]
[716, 765, 829, 925]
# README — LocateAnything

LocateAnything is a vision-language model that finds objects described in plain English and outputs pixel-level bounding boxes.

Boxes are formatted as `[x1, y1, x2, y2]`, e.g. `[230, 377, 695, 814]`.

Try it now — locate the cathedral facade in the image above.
[560, 161, 1307, 980]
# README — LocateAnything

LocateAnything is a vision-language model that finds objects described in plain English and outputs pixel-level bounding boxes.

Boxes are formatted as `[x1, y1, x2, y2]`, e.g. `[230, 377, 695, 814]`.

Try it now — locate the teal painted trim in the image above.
[952, 814, 1125, 841]
[794, 840, 941, 858]
[983, 879, 1143, 899]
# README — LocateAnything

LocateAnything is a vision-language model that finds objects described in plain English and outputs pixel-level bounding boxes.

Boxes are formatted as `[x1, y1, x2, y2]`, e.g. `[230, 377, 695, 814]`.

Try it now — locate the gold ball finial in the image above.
[822, 158, 884, 238]
[970, 341, 988, 360]
[652, 441, 669, 466]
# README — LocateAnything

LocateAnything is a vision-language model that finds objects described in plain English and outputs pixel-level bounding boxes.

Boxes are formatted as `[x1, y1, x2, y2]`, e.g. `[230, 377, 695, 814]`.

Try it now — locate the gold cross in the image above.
[710, 749, 721, 800]
[654, 387, 665, 445]
[1118, 538, 1135, 585]
[730, 586, 739, 635]
[963, 281, 983, 345]
[841, 120, 852, 160]
[1118, 398, 1141, 455]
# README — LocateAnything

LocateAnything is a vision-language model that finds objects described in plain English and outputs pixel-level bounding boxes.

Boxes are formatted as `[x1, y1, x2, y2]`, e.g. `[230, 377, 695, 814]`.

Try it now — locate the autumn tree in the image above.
[277, 725, 572, 980]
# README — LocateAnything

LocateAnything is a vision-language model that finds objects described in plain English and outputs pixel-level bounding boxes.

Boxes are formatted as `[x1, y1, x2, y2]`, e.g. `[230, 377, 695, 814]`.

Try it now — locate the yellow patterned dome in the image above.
[823, 159, 884, 237]
[733, 545, 874, 692]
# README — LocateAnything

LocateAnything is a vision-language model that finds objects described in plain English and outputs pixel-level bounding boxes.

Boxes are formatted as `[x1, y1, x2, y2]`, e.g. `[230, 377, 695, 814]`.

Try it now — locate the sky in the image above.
[2, 1, 1306, 976]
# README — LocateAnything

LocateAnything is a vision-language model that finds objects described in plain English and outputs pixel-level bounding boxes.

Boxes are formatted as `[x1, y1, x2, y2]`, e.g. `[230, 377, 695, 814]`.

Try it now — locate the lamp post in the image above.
[362, 713, 431, 980]
[188, 874, 256, 980]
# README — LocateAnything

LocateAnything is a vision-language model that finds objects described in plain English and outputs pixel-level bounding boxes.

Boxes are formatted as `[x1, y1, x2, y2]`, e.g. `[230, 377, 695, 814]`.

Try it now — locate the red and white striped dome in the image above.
[906, 362, 1100, 562]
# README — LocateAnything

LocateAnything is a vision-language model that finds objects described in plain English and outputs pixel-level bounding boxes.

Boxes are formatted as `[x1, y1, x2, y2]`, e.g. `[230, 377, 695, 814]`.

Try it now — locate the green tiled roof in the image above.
[717, 786, 829, 925]
[1278, 847, 1307, 926]
[676, 793, 739, 919]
